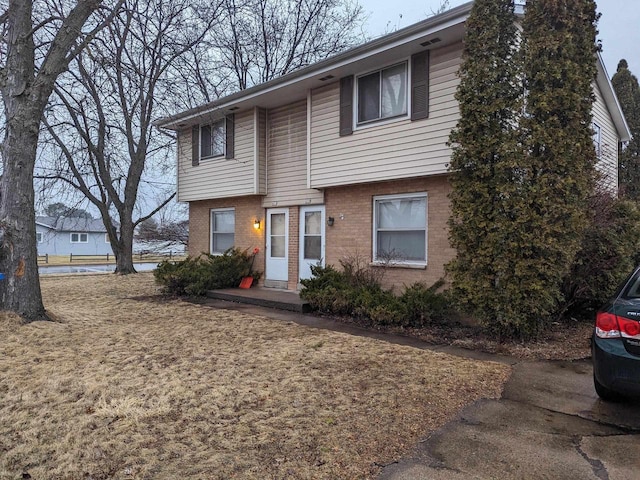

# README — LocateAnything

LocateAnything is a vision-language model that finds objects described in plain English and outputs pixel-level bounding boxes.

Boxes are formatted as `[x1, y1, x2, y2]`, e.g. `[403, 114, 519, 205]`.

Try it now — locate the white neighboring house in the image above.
[36, 216, 114, 257]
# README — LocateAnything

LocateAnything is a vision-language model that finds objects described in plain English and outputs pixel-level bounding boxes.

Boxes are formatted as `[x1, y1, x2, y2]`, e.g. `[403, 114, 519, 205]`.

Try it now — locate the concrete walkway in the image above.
[379, 359, 640, 480]
[196, 296, 640, 480]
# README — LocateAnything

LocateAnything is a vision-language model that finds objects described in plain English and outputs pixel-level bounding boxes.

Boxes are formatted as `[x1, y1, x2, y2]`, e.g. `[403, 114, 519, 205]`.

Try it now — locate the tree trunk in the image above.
[0, 105, 47, 320]
[113, 217, 136, 274]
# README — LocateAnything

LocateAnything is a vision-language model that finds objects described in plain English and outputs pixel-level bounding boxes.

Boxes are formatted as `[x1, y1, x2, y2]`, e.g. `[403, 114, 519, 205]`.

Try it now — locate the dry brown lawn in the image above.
[0, 273, 510, 480]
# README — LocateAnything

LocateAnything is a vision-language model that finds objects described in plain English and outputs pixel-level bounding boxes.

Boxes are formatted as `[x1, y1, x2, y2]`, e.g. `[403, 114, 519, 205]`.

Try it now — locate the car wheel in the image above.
[594, 374, 621, 402]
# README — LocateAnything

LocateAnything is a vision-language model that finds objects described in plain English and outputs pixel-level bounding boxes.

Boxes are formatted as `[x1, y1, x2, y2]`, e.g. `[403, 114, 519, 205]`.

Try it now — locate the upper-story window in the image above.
[201, 119, 225, 158]
[592, 122, 602, 158]
[340, 51, 429, 136]
[191, 114, 235, 166]
[357, 62, 408, 125]
[71, 232, 88, 243]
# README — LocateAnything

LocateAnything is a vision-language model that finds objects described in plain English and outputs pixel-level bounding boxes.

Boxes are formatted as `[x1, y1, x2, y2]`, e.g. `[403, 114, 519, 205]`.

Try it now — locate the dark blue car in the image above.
[592, 266, 640, 400]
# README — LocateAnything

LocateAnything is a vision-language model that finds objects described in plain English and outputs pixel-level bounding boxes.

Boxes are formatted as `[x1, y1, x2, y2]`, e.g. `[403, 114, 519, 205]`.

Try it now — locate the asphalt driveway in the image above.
[379, 358, 640, 480]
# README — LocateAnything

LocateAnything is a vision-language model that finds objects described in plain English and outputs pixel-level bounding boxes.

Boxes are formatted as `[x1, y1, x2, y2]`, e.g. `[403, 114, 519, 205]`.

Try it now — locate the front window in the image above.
[210, 208, 235, 254]
[593, 122, 602, 158]
[36, 232, 43, 243]
[358, 62, 408, 124]
[201, 119, 225, 158]
[373, 193, 427, 263]
[70, 232, 88, 243]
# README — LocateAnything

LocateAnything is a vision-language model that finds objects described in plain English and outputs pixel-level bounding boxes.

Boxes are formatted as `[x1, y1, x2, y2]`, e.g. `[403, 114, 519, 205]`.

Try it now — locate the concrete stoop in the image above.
[206, 287, 311, 313]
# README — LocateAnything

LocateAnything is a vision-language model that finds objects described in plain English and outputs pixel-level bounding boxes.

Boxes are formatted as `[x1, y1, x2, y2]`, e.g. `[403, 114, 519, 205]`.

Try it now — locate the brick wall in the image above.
[324, 175, 454, 291]
[187, 175, 455, 292]
[287, 206, 300, 290]
[189, 196, 265, 282]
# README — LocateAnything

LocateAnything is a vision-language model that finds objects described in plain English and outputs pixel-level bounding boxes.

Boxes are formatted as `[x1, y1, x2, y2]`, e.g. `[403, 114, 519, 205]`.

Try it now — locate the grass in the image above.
[0, 273, 510, 479]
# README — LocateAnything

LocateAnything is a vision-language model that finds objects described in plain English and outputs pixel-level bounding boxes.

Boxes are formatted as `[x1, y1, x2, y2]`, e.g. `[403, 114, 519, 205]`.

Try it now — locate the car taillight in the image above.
[618, 316, 640, 339]
[595, 311, 640, 339]
[595, 311, 621, 338]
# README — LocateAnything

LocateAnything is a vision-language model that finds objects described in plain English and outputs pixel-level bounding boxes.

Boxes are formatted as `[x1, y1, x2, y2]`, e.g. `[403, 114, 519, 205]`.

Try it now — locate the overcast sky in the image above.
[362, 0, 640, 80]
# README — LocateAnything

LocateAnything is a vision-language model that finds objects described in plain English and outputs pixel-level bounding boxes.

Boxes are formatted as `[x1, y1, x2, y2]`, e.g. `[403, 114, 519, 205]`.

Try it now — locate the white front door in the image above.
[299, 205, 325, 281]
[266, 208, 289, 282]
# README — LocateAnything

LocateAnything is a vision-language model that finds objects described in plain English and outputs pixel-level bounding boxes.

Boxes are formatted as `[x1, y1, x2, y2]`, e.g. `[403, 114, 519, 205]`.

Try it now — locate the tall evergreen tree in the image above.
[449, 0, 600, 339]
[511, 0, 599, 336]
[447, 0, 522, 331]
[612, 59, 640, 200]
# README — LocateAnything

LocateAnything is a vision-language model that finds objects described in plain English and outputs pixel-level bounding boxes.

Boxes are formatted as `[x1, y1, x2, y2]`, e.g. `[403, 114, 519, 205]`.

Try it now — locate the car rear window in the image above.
[621, 269, 640, 299]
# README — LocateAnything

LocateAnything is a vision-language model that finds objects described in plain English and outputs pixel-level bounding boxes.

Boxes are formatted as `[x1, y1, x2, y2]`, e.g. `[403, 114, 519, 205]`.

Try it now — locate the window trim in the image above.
[593, 122, 602, 158]
[372, 192, 428, 266]
[355, 60, 410, 129]
[70, 232, 89, 244]
[105, 233, 111, 244]
[200, 118, 226, 160]
[36, 232, 43, 243]
[210, 207, 235, 255]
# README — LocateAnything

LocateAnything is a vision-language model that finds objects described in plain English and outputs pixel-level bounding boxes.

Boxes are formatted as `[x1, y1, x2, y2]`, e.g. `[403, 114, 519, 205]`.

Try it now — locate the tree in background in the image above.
[447, 0, 521, 334]
[189, 0, 364, 97]
[40, 0, 219, 273]
[44, 202, 92, 219]
[612, 59, 640, 201]
[0, 0, 121, 320]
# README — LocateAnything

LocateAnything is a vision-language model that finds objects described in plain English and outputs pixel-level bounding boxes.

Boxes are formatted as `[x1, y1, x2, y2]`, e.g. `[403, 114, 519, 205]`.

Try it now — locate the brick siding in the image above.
[187, 175, 455, 291]
[324, 175, 455, 291]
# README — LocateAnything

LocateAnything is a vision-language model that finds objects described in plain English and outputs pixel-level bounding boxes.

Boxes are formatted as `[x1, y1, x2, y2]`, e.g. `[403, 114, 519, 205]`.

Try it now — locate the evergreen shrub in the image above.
[154, 248, 260, 296]
[300, 259, 452, 327]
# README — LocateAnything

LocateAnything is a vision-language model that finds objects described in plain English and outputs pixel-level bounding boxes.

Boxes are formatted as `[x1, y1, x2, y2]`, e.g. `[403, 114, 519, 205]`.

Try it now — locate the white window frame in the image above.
[355, 60, 410, 129]
[210, 208, 235, 255]
[70, 232, 88, 243]
[200, 118, 225, 159]
[372, 192, 428, 266]
[105, 233, 110, 243]
[36, 232, 43, 243]
[592, 122, 602, 158]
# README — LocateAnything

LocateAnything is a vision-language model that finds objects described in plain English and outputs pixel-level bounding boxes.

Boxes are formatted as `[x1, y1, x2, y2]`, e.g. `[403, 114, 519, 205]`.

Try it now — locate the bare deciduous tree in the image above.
[0, 0, 121, 320]
[210, 0, 365, 91]
[40, 0, 221, 273]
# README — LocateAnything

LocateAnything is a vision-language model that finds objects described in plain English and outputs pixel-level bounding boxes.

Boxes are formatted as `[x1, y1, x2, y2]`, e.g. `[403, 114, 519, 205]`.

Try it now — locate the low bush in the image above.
[300, 258, 452, 327]
[399, 279, 450, 326]
[560, 194, 640, 316]
[155, 248, 261, 296]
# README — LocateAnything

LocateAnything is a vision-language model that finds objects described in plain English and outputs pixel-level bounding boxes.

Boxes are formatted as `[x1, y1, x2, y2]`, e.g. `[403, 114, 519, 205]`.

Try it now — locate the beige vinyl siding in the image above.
[309, 42, 462, 189]
[177, 110, 255, 202]
[592, 80, 619, 192]
[256, 108, 267, 195]
[263, 100, 323, 207]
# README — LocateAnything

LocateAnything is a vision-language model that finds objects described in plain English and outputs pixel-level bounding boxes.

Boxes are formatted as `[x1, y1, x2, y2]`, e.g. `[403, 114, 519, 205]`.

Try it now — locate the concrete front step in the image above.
[206, 287, 311, 313]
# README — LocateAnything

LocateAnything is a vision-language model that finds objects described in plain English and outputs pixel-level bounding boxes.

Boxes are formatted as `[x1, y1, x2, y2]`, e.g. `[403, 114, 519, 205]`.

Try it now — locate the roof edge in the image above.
[154, 1, 473, 130]
[596, 52, 631, 143]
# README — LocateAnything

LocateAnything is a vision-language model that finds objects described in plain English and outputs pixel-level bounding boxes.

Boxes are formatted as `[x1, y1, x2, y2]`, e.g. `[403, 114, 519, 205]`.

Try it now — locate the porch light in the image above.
[327, 217, 335, 227]
[253, 219, 261, 230]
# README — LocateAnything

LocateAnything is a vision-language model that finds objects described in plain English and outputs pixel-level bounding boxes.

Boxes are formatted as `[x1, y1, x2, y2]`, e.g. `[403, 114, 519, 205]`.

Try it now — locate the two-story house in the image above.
[155, 2, 630, 291]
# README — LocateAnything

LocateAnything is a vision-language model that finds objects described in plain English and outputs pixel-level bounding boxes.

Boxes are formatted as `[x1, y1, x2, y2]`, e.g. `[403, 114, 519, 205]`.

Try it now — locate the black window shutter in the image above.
[411, 51, 430, 121]
[191, 125, 200, 166]
[339, 76, 354, 136]
[225, 114, 235, 159]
